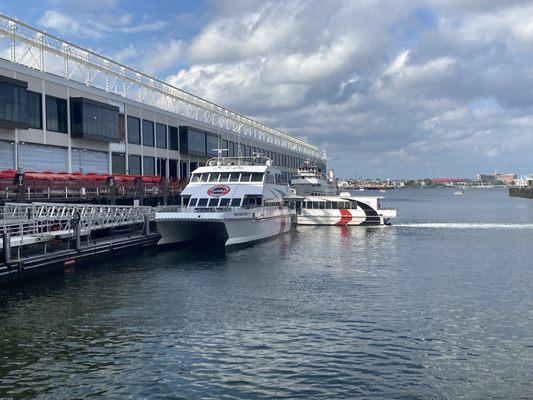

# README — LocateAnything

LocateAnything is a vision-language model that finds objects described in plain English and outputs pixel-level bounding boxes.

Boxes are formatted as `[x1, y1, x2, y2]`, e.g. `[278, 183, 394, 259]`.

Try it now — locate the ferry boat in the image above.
[290, 162, 337, 196]
[155, 155, 292, 247]
[286, 193, 397, 226]
[287, 164, 397, 225]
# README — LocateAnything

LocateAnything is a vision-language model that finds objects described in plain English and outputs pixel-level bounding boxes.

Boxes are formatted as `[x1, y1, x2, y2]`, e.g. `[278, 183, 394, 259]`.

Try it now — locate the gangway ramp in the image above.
[0, 203, 154, 248]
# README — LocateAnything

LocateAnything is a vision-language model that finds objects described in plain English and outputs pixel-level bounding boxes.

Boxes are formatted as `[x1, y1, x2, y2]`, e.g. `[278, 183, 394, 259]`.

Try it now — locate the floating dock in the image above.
[0, 203, 160, 287]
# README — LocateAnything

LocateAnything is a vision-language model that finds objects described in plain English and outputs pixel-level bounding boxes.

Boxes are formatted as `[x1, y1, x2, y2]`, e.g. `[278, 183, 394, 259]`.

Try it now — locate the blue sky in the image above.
[2, 0, 533, 179]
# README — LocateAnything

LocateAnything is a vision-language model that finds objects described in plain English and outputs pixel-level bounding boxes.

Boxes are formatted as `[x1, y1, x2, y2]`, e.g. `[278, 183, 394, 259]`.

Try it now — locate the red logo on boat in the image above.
[207, 185, 230, 197]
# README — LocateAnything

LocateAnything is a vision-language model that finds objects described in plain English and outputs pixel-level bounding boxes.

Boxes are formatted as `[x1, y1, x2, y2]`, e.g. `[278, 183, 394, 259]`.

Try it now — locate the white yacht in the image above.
[288, 164, 397, 225]
[155, 155, 292, 247]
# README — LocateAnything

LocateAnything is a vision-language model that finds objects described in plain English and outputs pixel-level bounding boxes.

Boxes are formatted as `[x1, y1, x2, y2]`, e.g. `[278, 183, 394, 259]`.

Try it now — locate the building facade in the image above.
[0, 14, 325, 183]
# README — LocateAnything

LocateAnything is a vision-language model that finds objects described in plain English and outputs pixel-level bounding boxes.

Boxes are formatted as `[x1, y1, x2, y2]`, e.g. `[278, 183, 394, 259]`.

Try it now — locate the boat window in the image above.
[208, 173, 219, 182]
[350, 202, 357, 209]
[331, 202, 338, 209]
[219, 198, 230, 207]
[275, 174, 281, 184]
[231, 198, 241, 207]
[198, 174, 206, 182]
[311, 201, 318, 209]
[240, 173, 252, 182]
[190, 174, 199, 183]
[229, 173, 240, 182]
[181, 196, 191, 206]
[325, 202, 332, 210]
[251, 173, 264, 182]
[208, 198, 219, 207]
[198, 198, 208, 207]
[189, 198, 197, 207]
[319, 202, 326, 210]
[219, 173, 230, 182]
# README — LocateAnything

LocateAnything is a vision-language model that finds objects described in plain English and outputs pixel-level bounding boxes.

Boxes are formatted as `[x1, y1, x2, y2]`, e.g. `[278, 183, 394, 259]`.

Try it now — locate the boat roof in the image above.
[287, 195, 383, 201]
[191, 156, 280, 174]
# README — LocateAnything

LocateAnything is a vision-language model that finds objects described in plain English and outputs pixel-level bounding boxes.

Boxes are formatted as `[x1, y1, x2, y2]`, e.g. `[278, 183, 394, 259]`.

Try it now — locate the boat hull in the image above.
[295, 208, 396, 226]
[156, 208, 292, 247]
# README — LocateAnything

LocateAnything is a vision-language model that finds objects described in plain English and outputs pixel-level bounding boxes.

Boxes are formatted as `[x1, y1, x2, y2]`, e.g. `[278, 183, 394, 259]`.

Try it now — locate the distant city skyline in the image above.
[2, 0, 533, 178]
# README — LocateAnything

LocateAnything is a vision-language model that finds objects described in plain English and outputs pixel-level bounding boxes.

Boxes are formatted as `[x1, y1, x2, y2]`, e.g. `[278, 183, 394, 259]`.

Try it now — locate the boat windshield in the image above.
[251, 173, 264, 182]
[230, 173, 240, 182]
[240, 173, 251, 182]
[219, 173, 230, 182]
[208, 173, 219, 182]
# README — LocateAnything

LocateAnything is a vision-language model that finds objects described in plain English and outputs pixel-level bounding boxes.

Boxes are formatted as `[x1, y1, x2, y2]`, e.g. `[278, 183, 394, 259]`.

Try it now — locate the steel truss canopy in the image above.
[0, 13, 326, 161]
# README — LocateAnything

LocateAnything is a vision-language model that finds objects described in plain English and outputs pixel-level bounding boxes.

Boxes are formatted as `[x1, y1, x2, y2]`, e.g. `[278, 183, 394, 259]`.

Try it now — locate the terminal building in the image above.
[0, 14, 325, 184]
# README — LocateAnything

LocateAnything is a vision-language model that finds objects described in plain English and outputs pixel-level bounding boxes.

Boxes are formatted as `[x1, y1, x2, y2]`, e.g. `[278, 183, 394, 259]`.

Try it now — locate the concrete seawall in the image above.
[509, 187, 533, 199]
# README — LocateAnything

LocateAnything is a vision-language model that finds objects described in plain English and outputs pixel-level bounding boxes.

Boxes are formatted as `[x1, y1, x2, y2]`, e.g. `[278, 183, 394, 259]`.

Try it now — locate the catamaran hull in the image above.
[295, 209, 396, 226]
[156, 214, 292, 247]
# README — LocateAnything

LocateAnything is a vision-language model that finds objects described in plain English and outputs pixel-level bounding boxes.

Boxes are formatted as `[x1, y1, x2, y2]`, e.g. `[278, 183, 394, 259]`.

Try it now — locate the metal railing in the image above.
[1, 203, 153, 244]
[0, 12, 325, 161]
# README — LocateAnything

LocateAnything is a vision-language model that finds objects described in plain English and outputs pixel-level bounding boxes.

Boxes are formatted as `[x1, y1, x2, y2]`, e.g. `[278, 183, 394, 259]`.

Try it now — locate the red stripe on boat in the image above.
[335, 209, 353, 225]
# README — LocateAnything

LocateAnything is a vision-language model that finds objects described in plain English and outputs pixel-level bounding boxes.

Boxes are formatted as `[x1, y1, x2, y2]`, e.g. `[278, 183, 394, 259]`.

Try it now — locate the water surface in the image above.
[1, 187, 532, 399]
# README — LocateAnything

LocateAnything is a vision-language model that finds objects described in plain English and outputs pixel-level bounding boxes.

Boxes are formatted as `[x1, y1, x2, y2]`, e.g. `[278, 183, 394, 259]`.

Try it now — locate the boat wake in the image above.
[394, 222, 533, 229]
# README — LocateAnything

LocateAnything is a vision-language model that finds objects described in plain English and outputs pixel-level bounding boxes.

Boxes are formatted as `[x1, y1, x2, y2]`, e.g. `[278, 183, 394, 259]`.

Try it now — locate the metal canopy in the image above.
[0, 13, 326, 161]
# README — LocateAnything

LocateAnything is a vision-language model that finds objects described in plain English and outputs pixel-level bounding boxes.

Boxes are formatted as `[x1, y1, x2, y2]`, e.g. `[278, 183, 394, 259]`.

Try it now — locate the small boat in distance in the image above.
[454, 190, 465, 196]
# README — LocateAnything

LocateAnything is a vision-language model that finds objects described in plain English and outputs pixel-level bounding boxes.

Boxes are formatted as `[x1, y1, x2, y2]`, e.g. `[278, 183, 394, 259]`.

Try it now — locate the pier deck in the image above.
[0, 202, 160, 287]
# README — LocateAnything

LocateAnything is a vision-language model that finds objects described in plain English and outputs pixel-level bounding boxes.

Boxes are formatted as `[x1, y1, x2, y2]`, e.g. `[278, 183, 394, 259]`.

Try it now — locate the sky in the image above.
[2, 0, 533, 179]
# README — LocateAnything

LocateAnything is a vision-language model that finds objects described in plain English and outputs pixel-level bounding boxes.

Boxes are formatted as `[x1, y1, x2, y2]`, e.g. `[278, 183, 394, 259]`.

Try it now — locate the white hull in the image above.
[296, 210, 393, 226]
[156, 207, 292, 247]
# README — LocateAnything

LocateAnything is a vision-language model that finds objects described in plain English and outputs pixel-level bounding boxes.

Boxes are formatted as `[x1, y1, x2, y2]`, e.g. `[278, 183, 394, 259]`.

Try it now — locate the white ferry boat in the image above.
[286, 193, 397, 226]
[287, 164, 397, 225]
[155, 155, 292, 247]
[290, 162, 337, 196]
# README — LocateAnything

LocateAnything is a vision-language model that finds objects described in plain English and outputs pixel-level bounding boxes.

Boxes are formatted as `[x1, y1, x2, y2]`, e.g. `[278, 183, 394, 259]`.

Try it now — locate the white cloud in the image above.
[38, 9, 167, 39]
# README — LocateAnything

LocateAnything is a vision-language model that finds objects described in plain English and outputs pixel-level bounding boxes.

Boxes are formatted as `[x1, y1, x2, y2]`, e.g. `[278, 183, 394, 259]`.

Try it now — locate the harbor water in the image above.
[1, 187, 532, 399]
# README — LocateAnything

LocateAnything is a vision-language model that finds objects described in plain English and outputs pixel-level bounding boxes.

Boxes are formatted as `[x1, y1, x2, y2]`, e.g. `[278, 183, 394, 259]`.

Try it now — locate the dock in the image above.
[0, 203, 160, 287]
[509, 187, 533, 199]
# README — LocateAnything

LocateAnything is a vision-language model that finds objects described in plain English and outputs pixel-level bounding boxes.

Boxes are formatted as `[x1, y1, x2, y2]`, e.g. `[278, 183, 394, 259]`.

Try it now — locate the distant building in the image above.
[476, 172, 516, 186]
[430, 178, 467, 186]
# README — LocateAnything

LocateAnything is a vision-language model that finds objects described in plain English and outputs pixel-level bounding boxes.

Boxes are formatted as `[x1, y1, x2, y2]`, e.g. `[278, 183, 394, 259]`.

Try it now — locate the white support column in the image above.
[124, 104, 129, 174]
[66, 86, 72, 173]
[41, 78, 47, 144]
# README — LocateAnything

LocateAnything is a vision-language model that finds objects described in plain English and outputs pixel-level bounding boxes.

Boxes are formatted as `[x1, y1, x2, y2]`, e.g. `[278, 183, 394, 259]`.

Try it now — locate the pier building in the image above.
[0, 13, 325, 185]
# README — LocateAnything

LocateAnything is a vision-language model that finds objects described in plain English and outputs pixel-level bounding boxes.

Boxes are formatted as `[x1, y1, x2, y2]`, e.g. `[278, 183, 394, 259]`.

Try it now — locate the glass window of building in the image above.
[188, 129, 206, 155]
[27, 91, 42, 129]
[70, 98, 119, 142]
[143, 156, 155, 175]
[169, 126, 178, 151]
[206, 135, 218, 157]
[0, 76, 28, 128]
[46, 95, 67, 133]
[156, 123, 167, 149]
[128, 154, 141, 175]
[142, 120, 154, 147]
[127, 116, 141, 144]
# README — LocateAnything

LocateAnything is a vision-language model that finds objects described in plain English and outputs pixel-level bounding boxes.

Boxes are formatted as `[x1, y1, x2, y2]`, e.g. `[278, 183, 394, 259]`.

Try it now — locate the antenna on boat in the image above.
[213, 148, 228, 166]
